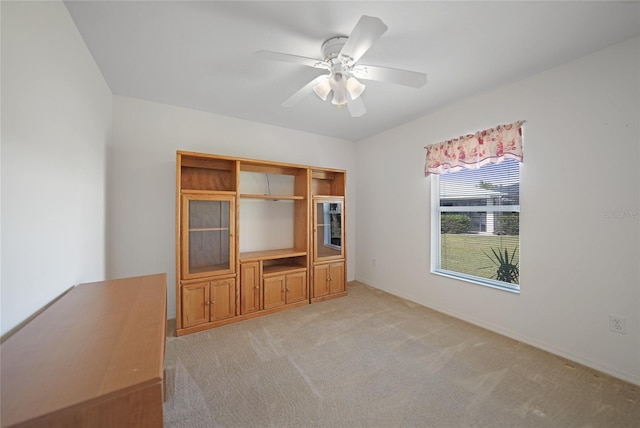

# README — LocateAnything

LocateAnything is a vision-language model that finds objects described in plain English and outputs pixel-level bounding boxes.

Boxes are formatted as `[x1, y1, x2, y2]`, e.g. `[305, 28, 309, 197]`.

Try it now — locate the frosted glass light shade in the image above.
[331, 89, 347, 106]
[346, 77, 365, 100]
[313, 78, 331, 101]
[329, 73, 348, 106]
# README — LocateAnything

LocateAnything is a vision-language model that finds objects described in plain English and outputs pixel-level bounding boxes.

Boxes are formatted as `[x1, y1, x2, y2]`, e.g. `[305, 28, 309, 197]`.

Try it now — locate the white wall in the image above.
[1, 1, 112, 335]
[355, 36, 640, 384]
[3, 0, 636, 387]
[110, 96, 356, 320]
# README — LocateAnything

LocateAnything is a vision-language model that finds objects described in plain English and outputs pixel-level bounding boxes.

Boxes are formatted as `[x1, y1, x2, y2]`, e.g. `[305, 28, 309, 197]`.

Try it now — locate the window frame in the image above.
[430, 167, 521, 294]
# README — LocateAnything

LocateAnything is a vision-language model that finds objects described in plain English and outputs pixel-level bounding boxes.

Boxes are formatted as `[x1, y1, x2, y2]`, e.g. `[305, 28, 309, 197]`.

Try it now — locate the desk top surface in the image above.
[1, 274, 167, 427]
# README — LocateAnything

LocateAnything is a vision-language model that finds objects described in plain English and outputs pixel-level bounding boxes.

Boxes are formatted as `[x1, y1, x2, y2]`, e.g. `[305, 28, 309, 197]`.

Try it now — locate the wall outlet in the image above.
[372, 258, 377, 267]
[609, 315, 626, 334]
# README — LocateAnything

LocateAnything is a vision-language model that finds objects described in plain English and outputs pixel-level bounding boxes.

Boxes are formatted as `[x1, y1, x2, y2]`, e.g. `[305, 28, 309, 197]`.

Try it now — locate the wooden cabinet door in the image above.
[240, 262, 261, 314]
[329, 262, 345, 294]
[313, 264, 330, 298]
[181, 194, 236, 280]
[313, 198, 344, 262]
[263, 276, 285, 309]
[182, 282, 210, 328]
[285, 271, 307, 304]
[210, 278, 236, 321]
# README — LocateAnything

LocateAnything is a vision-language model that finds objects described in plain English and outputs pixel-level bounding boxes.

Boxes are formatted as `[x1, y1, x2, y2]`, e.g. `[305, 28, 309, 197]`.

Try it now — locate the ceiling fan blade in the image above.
[254, 50, 328, 69]
[352, 64, 428, 88]
[347, 96, 366, 118]
[282, 75, 329, 107]
[339, 15, 388, 63]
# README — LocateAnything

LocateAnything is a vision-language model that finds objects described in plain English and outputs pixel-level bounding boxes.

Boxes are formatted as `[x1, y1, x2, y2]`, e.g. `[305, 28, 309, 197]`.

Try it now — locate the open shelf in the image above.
[240, 194, 304, 200]
[311, 169, 345, 197]
[240, 248, 307, 262]
[180, 155, 237, 192]
[262, 263, 306, 277]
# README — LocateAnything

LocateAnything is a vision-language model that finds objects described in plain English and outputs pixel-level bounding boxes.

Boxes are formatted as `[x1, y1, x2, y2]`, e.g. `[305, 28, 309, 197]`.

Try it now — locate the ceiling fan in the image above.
[255, 15, 428, 117]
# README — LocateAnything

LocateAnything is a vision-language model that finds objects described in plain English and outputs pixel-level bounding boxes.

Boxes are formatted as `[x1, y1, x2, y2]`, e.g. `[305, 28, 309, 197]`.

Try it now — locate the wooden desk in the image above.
[1, 274, 167, 427]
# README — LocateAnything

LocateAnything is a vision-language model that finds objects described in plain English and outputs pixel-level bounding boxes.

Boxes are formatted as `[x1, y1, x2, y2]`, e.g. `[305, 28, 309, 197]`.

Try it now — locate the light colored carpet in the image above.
[163, 281, 639, 427]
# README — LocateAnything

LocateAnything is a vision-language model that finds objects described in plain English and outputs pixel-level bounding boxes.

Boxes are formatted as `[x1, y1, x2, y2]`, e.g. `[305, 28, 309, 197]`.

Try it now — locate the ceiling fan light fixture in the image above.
[312, 78, 331, 101]
[346, 77, 365, 100]
[259, 14, 427, 117]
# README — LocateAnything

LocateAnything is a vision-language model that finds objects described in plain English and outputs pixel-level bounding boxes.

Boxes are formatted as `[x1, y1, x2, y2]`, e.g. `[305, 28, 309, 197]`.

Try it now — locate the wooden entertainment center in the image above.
[176, 151, 347, 336]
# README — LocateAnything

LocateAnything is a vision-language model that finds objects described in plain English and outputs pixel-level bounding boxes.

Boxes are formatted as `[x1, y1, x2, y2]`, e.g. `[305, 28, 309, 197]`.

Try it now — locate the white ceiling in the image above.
[64, 1, 640, 142]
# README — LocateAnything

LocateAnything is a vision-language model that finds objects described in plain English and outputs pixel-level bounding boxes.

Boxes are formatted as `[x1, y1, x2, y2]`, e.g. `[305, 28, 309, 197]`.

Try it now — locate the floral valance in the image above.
[424, 120, 524, 176]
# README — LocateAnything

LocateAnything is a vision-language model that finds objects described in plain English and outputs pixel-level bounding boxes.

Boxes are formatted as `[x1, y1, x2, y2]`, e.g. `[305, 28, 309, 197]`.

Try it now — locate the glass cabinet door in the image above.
[314, 198, 344, 261]
[182, 195, 235, 279]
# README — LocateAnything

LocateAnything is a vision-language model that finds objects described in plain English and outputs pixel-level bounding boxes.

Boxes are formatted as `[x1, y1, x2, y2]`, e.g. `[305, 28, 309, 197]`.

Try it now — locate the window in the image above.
[432, 158, 520, 291]
[425, 120, 524, 292]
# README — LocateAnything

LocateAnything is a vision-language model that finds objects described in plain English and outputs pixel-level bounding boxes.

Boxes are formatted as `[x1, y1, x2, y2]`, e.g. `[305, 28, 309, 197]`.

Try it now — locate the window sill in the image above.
[431, 269, 520, 294]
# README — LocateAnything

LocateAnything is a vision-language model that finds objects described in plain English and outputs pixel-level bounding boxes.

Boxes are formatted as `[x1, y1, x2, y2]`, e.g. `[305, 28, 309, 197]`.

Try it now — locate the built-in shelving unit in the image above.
[310, 168, 346, 303]
[175, 151, 346, 336]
